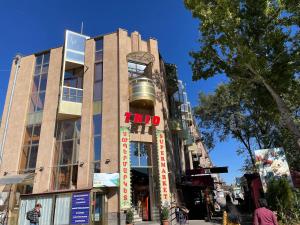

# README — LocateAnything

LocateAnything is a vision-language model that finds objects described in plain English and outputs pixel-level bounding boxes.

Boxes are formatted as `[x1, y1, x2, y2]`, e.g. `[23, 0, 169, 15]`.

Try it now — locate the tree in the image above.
[195, 82, 283, 171]
[185, 0, 300, 150]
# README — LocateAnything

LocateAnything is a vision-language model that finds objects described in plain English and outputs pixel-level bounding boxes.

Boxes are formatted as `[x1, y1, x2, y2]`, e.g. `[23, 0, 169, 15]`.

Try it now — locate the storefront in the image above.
[18, 189, 107, 225]
[119, 114, 171, 222]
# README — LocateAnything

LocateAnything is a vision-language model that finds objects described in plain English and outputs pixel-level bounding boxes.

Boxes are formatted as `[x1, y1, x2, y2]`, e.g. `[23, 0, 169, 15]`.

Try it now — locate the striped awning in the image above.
[0, 173, 35, 185]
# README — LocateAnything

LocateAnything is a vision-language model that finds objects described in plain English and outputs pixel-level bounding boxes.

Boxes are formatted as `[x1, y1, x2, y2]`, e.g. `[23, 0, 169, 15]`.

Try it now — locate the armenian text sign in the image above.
[71, 192, 90, 224]
[156, 130, 170, 205]
[120, 127, 131, 209]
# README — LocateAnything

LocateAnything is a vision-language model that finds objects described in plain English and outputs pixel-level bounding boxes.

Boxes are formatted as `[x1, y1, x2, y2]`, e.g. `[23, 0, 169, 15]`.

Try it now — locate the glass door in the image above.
[92, 192, 104, 225]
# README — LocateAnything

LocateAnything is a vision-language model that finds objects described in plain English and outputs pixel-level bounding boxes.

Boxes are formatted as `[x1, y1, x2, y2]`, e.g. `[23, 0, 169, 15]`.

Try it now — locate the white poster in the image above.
[255, 147, 293, 192]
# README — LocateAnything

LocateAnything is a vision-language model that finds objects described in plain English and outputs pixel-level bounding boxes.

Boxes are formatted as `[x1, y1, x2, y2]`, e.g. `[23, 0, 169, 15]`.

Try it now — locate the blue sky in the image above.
[0, 0, 243, 184]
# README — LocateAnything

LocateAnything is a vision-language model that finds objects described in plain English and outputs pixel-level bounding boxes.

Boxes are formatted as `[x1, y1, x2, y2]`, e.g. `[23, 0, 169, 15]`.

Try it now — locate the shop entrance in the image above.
[130, 142, 159, 222]
[131, 168, 151, 221]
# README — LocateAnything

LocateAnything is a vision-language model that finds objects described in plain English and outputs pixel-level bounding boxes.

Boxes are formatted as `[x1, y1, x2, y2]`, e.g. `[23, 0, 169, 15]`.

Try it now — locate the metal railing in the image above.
[62, 86, 83, 103]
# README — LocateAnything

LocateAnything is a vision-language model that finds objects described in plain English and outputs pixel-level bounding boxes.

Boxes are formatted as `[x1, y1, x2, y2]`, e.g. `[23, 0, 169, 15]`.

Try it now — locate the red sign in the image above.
[124, 112, 160, 126]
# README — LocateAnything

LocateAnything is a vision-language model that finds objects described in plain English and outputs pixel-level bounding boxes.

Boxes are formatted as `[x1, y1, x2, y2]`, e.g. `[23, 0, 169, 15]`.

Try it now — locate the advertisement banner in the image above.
[255, 147, 293, 192]
[93, 173, 119, 187]
[71, 192, 90, 224]
[120, 127, 131, 209]
[156, 130, 170, 206]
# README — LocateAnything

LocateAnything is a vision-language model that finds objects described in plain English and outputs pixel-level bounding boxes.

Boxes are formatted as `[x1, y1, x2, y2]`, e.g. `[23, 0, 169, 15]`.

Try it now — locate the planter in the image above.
[162, 220, 169, 225]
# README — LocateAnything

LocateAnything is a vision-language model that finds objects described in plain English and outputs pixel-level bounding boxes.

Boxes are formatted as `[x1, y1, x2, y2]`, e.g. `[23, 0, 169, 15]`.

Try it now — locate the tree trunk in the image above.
[261, 79, 300, 149]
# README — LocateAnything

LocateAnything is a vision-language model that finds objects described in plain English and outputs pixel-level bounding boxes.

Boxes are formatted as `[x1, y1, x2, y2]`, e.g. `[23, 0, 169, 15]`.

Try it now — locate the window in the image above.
[92, 39, 103, 173]
[130, 142, 152, 167]
[62, 68, 84, 103]
[54, 119, 81, 190]
[128, 61, 147, 79]
[29, 53, 49, 113]
[22, 124, 41, 171]
[93, 63, 103, 101]
[64, 68, 83, 89]
[92, 114, 102, 172]
[95, 39, 103, 63]
[65, 30, 87, 64]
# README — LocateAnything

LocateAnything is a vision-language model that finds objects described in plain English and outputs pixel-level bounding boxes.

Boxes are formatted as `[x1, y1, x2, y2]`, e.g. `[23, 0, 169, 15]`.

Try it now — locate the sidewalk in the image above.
[186, 220, 221, 225]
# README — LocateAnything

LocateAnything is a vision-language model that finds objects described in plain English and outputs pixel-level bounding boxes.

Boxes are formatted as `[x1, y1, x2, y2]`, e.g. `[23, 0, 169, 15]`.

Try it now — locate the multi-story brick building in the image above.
[0, 29, 219, 225]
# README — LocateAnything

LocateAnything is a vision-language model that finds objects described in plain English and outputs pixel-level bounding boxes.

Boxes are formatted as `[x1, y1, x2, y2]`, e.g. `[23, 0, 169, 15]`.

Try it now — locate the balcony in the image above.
[129, 77, 155, 107]
[169, 119, 182, 132]
[58, 86, 83, 119]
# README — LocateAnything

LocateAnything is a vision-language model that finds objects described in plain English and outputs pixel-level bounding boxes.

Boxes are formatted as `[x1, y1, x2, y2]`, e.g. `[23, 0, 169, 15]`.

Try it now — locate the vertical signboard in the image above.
[120, 127, 131, 209]
[156, 130, 170, 206]
[255, 147, 294, 192]
[71, 192, 90, 224]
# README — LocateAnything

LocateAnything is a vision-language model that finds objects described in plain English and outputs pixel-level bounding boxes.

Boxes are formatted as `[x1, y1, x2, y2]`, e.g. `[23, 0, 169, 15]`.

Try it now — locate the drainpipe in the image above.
[0, 54, 22, 165]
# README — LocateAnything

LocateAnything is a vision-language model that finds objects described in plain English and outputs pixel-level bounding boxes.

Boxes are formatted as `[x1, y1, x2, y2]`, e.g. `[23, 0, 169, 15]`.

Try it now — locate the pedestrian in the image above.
[26, 203, 42, 225]
[223, 195, 241, 225]
[253, 198, 278, 225]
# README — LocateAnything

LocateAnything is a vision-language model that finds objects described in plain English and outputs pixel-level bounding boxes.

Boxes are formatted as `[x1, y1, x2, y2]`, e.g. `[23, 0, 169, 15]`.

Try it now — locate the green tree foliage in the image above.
[195, 82, 285, 170]
[267, 178, 300, 224]
[185, 0, 300, 150]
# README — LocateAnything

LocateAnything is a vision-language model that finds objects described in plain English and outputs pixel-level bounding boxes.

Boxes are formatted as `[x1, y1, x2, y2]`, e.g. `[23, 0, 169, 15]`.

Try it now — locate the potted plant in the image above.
[161, 206, 169, 225]
[126, 209, 134, 225]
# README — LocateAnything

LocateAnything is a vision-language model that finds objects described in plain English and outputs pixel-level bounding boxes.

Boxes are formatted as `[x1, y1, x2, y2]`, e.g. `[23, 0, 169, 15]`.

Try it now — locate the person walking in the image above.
[26, 203, 42, 225]
[223, 195, 241, 225]
[253, 198, 278, 225]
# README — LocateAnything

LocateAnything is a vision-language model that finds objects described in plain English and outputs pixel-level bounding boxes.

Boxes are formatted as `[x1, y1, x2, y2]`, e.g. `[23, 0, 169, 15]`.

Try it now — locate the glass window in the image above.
[39, 74, 48, 91]
[94, 136, 101, 161]
[96, 39, 103, 51]
[35, 55, 43, 65]
[60, 141, 74, 165]
[65, 31, 87, 64]
[30, 53, 49, 113]
[35, 92, 45, 112]
[130, 142, 152, 167]
[95, 39, 103, 62]
[27, 145, 38, 169]
[66, 32, 86, 52]
[93, 162, 101, 173]
[93, 115, 102, 135]
[54, 119, 81, 190]
[32, 76, 39, 92]
[94, 63, 103, 82]
[43, 53, 50, 64]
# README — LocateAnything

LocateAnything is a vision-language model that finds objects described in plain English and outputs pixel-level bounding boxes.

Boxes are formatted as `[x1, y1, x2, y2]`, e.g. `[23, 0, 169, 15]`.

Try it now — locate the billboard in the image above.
[93, 173, 119, 187]
[254, 147, 293, 192]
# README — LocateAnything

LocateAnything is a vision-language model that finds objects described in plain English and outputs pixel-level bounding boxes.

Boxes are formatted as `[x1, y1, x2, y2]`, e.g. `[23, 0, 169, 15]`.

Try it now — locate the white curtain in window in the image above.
[53, 195, 70, 225]
[37, 196, 53, 225]
[18, 198, 36, 225]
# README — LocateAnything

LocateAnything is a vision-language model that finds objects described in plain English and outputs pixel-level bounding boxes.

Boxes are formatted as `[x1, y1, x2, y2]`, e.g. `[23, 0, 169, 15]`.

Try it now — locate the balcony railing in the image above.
[62, 86, 83, 103]
[129, 77, 155, 106]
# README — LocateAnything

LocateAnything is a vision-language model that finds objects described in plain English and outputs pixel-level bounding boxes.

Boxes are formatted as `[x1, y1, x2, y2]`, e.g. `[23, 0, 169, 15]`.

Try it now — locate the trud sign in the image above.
[124, 112, 160, 126]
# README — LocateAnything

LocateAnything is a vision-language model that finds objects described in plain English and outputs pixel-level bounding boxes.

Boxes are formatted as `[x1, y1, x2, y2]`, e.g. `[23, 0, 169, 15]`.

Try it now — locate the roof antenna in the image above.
[80, 21, 84, 34]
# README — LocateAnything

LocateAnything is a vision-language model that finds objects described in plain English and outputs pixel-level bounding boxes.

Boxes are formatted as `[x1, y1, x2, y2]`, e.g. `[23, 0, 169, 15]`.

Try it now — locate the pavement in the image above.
[186, 220, 221, 225]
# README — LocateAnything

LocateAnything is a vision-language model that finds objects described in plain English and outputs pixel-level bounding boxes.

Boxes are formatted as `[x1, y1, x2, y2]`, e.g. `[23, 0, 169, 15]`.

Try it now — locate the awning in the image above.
[0, 173, 35, 186]
[182, 175, 214, 188]
[186, 166, 228, 176]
